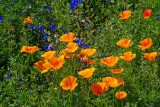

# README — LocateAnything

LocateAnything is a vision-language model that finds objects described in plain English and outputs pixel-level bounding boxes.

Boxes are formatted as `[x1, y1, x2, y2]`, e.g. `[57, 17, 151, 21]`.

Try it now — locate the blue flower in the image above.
[85, 44, 89, 48]
[7, 74, 11, 79]
[48, 7, 52, 10]
[70, 3, 74, 10]
[104, 55, 108, 57]
[78, 0, 83, 3]
[39, 26, 44, 32]
[64, 31, 68, 34]
[22, 79, 25, 82]
[75, 39, 80, 44]
[5, 6, 8, 12]
[50, 18, 53, 21]
[25, 26, 28, 29]
[124, 8, 127, 11]
[155, 56, 157, 59]
[44, 6, 47, 9]
[29, 90, 32, 93]
[110, 46, 113, 50]
[50, 47, 54, 51]
[13, 0, 15, 2]
[35, 26, 38, 30]
[80, 42, 84, 47]
[143, 63, 145, 66]
[51, 24, 55, 30]
[87, 24, 90, 27]
[10, 18, 12, 21]
[74, 1, 78, 6]
[42, 33, 47, 39]
[156, 14, 160, 18]
[0, 16, 3, 22]
[18, 101, 21, 106]
[77, 69, 82, 72]
[43, 81, 45, 84]
[30, 24, 34, 29]
[44, 46, 48, 49]
[84, 15, 87, 18]
[26, 3, 29, 6]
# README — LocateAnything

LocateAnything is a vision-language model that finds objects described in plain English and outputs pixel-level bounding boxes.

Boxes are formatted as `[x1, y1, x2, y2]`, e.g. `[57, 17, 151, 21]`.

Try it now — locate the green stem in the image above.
[121, 100, 123, 107]
[70, 92, 72, 107]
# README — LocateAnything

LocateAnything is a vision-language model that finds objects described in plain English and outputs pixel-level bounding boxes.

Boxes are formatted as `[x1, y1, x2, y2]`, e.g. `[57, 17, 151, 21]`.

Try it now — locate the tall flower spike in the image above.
[60, 76, 78, 91]
[120, 51, 136, 62]
[144, 52, 157, 61]
[116, 39, 133, 49]
[119, 10, 131, 20]
[139, 38, 152, 49]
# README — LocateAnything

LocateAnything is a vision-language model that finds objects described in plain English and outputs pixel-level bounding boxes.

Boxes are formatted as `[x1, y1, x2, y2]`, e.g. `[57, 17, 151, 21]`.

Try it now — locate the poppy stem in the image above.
[121, 100, 123, 107]
[69, 92, 72, 107]
[87, 79, 91, 105]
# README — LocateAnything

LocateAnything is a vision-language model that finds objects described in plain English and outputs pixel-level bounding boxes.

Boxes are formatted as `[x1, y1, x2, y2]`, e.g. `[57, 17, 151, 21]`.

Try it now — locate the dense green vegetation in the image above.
[0, 0, 160, 106]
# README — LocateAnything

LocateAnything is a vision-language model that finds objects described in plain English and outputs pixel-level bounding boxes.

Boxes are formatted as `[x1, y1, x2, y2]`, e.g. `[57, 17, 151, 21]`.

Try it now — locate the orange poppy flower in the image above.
[23, 16, 33, 23]
[102, 77, 124, 88]
[41, 51, 56, 60]
[116, 39, 133, 49]
[60, 76, 78, 91]
[101, 56, 119, 67]
[50, 55, 65, 70]
[60, 50, 74, 60]
[120, 51, 136, 62]
[111, 69, 123, 74]
[34, 60, 51, 73]
[90, 82, 109, 95]
[144, 52, 157, 61]
[64, 42, 78, 53]
[78, 67, 95, 78]
[143, 9, 152, 18]
[65, 54, 74, 60]
[88, 59, 97, 66]
[80, 49, 96, 57]
[21, 46, 38, 53]
[119, 10, 131, 19]
[115, 91, 127, 100]
[60, 32, 76, 43]
[139, 38, 152, 49]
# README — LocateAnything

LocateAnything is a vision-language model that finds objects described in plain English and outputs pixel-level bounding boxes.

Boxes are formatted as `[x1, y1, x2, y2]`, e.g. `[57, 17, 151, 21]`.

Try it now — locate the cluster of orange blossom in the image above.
[120, 9, 152, 19]
[23, 16, 33, 23]
[21, 33, 157, 100]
